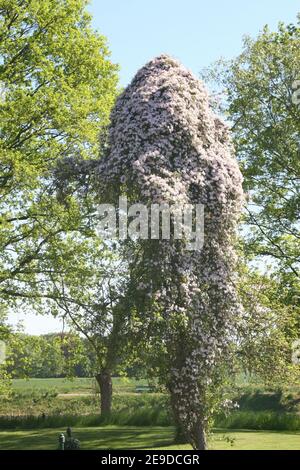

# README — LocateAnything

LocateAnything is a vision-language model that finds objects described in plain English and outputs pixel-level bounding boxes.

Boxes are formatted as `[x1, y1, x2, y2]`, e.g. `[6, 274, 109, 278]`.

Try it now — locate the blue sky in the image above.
[90, 0, 299, 87]
[13, 0, 300, 335]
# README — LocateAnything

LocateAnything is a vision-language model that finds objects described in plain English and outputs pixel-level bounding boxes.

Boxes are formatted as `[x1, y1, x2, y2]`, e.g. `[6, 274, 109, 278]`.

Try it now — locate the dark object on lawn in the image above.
[58, 433, 65, 450]
[65, 427, 80, 450]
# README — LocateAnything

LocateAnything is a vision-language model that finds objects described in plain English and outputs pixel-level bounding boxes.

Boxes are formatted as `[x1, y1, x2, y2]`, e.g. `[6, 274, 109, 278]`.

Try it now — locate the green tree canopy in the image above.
[204, 18, 300, 285]
[0, 0, 118, 302]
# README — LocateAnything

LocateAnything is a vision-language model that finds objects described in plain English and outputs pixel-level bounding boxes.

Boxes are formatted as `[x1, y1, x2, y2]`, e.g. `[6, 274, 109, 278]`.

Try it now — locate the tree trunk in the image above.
[169, 389, 188, 444]
[173, 422, 187, 444]
[96, 369, 112, 416]
[172, 407, 187, 444]
[191, 420, 207, 450]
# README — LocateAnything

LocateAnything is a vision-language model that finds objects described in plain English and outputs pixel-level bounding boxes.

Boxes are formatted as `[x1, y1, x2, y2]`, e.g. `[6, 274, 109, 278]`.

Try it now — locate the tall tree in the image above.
[201, 19, 300, 380]
[99, 55, 244, 449]
[202, 19, 300, 287]
[0, 0, 118, 302]
[236, 264, 299, 383]
[40, 235, 130, 415]
[6, 331, 89, 379]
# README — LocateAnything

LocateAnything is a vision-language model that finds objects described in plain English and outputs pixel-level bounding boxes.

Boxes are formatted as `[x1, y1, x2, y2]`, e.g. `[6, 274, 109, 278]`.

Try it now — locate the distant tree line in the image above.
[6, 331, 143, 379]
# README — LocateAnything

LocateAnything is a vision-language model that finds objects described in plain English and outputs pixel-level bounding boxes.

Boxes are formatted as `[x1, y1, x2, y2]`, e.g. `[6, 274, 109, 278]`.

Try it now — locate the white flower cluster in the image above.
[99, 55, 244, 442]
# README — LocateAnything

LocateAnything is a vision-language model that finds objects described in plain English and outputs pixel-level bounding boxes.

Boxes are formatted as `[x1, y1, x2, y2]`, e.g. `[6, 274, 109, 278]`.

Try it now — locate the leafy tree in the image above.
[0, 0, 121, 408]
[201, 18, 300, 385]
[100, 55, 244, 449]
[40, 234, 130, 414]
[0, 0, 118, 303]
[236, 265, 299, 384]
[202, 18, 300, 287]
[5, 330, 91, 378]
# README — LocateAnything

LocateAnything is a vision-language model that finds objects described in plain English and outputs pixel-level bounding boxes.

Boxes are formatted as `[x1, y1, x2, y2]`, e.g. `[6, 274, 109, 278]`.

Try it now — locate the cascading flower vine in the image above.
[98, 54, 244, 449]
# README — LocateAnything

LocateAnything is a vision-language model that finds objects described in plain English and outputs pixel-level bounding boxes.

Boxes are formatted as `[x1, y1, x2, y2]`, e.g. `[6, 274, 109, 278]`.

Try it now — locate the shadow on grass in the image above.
[1, 426, 299, 451]
[0, 426, 175, 450]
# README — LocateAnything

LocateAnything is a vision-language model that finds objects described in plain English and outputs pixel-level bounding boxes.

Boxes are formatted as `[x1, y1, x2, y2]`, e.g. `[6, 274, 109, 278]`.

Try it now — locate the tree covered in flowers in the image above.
[98, 55, 244, 449]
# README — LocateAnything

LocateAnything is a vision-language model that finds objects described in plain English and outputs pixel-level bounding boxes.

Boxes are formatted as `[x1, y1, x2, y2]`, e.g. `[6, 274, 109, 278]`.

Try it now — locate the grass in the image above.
[12, 377, 94, 394]
[0, 404, 171, 430]
[1, 378, 163, 419]
[2, 378, 300, 450]
[215, 411, 300, 432]
[154, 430, 300, 450]
[0, 391, 171, 428]
[2, 409, 300, 432]
[0, 426, 299, 450]
[11, 377, 151, 394]
[1, 378, 299, 433]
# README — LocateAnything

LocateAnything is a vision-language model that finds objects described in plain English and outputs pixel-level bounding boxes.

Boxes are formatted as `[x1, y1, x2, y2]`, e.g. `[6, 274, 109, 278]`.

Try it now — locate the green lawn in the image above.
[12, 377, 94, 394]
[0, 426, 299, 450]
